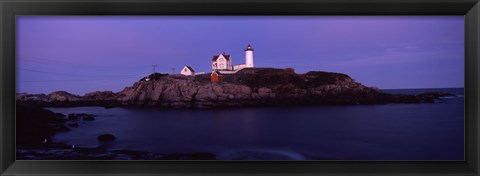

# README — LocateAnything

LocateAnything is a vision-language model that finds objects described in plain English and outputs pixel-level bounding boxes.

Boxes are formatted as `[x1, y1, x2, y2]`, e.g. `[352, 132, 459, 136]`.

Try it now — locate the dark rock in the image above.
[83, 116, 95, 121]
[68, 113, 96, 121]
[55, 113, 66, 118]
[111, 150, 151, 160]
[16, 104, 69, 148]
[73, 145, 108, 153]
[97, 134, 116, 142]
[417, 92, 456, 103]
[418, 92, 456, 99]
[76, 113, 93, 117]
[50, 142, 75, 149]
[68, 122, 79, 127]
[52, 117, 68, 123]
[158, 152, 216, 160]
[49, 124, 70, 132]
[391, 94, 421, 103]
[68, 113, 79, 120]
[104, 105, 115, 109]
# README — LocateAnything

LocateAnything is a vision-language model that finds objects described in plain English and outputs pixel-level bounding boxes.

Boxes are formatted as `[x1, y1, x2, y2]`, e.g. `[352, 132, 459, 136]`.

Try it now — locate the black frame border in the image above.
[1, 0, 479, 175]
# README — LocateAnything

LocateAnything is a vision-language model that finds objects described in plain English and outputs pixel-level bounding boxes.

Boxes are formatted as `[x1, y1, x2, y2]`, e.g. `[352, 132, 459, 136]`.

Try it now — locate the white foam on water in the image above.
[218, 148, 307, 160]
[439, 95, 464, 99]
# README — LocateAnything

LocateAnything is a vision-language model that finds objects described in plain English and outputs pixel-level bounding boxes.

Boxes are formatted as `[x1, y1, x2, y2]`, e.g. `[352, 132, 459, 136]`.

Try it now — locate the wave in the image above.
[218, 148, 307, 160]
[439, 95, 464, 99]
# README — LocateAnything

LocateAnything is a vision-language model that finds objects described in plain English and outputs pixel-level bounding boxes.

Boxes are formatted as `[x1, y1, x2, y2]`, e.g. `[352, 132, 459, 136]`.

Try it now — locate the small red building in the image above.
[210, 71, 223, 83]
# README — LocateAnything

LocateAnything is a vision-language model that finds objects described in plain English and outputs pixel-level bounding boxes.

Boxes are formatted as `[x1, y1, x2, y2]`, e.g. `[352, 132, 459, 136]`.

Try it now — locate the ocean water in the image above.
[46, 88, 464, 160]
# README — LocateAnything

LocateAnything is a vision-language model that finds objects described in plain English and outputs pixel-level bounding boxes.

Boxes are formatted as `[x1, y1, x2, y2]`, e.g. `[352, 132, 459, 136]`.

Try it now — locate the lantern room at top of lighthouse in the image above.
[245, 44, 254, 51]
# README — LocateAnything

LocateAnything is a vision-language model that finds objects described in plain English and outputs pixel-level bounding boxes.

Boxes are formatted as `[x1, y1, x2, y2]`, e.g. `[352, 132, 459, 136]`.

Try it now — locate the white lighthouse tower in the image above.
[245, 44, 254, 68]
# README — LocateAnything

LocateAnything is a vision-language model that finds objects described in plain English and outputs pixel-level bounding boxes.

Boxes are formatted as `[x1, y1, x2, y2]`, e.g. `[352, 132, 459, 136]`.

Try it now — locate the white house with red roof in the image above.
[211, 44, 254, 74]
[178, 45, 255, 77]
[211, 53, 232, 71]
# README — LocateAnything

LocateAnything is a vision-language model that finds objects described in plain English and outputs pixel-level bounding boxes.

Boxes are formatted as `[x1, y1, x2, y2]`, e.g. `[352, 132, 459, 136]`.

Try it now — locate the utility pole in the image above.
[152, 65, 157, 90]
[152, 65, 157, 74]
[152, 65, 157, 80]
[171, 67, 175, 74]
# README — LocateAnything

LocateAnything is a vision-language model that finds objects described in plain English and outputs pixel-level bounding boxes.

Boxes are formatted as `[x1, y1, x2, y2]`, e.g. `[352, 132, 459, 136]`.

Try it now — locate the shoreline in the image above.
[17, 91, 457, 109]
[17, 143, 217, 160]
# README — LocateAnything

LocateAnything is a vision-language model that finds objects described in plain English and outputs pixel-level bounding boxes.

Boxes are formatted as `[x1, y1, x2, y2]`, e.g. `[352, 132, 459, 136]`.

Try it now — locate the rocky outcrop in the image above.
[391, 92, 456, 103]
[16, 104, 70, 148]
[113, 68, 393, 108]
[48, 91, 83, 102]
[97, 134, 116, 142]
[68, 122, 79, 127]
[16, 91, 84, 106]
[16, 68, 455, 108]
[83, 91, 117, 101]
[16, 93, 50, 102]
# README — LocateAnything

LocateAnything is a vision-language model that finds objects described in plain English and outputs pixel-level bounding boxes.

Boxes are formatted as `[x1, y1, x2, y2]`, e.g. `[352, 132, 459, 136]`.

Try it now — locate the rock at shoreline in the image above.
[50, 125, 70, 132]
[158, 152, 216, 160]
[68, 122, 79, 127]
[15, 68, 458, 108]
[418, 92, 456, 101]
[16, 104, 70, 148]
[391, 92, 456, 103]
[83, 116, 95, 121]
[68, 113, 96, 121]
[97, 134, 116, 142]
[55, 113, 66, 118]
[68, 113, 79, 120]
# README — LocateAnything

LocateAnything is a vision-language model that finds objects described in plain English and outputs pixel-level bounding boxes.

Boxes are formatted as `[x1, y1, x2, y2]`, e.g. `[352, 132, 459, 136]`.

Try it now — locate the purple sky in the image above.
[17, 16, 464, 95]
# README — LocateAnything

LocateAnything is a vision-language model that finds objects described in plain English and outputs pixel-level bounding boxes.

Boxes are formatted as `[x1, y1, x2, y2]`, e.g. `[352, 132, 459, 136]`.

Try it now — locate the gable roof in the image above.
[212, 53, 231, 61]
[211, 71, 222, 76]
[183, 66, 195, 72]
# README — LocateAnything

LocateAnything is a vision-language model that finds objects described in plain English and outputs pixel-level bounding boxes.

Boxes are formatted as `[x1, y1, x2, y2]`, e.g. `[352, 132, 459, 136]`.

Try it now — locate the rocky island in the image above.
[16, 68, 454, 109]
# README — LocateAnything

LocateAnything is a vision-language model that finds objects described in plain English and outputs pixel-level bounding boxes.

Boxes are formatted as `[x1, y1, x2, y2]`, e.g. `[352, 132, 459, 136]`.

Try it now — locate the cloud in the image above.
[328, 49, 462, 68]
[439, 40, 463, 44]
[380, 42, 423, 51]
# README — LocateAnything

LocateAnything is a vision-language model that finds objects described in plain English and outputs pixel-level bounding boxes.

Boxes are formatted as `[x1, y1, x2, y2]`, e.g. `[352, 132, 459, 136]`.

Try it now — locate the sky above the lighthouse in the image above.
[17, 16, 464, 95]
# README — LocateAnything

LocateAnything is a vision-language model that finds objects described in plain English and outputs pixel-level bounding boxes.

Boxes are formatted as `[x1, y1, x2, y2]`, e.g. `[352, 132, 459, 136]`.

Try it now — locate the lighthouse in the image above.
[245, 44, 254, 68]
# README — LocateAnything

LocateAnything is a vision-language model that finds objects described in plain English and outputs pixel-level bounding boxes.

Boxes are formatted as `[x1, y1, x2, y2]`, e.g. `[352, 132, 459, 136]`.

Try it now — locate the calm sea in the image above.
[47, 88, 464, 160]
